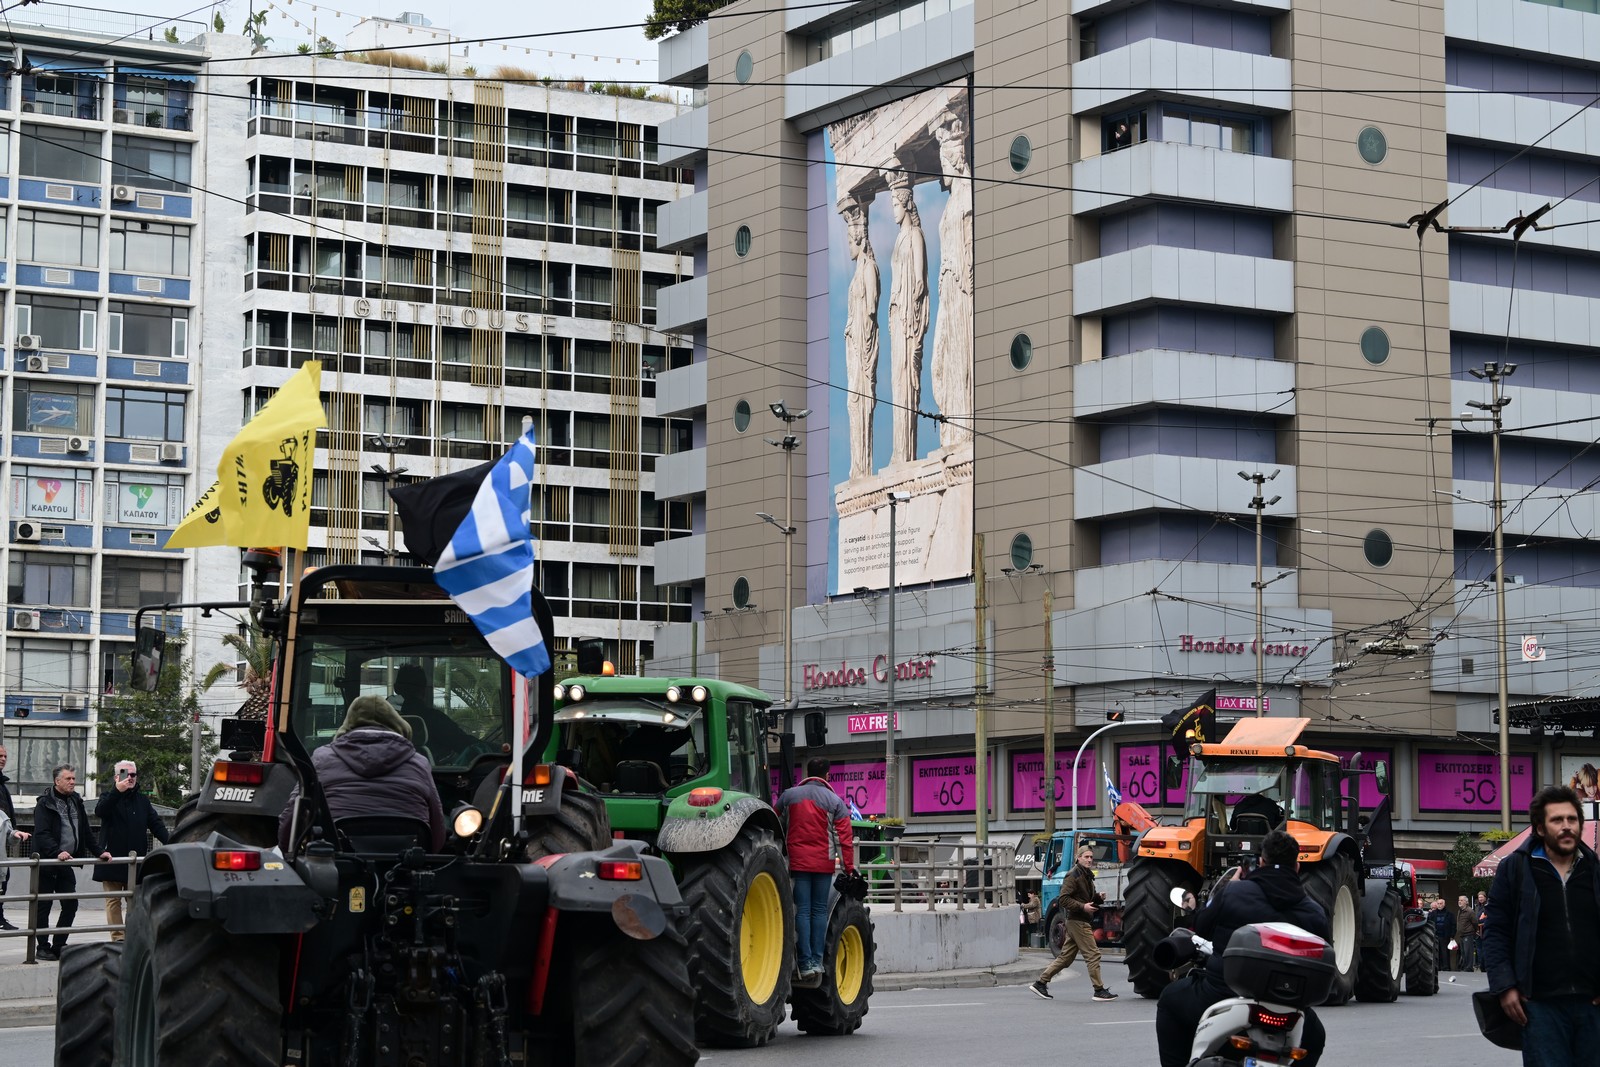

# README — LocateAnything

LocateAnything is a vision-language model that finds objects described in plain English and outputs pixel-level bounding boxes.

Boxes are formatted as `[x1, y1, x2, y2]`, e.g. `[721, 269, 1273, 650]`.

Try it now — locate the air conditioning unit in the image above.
[66, 435, 91, 454]
[17, 334, 42, 350]
[26, 354, 49, 372]
[20, 102, 37, 114]
[61, 695, 89, 711]
[12, 610, 41, 631]
[159, 442, 183, 462]
[111, 184, 136, 203]
[15, 521, 41, 543]
[113, 108, 133, 124]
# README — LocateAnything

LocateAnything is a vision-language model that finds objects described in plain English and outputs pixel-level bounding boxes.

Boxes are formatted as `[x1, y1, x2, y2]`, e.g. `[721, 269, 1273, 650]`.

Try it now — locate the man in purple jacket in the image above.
[278, 695, 446, 851]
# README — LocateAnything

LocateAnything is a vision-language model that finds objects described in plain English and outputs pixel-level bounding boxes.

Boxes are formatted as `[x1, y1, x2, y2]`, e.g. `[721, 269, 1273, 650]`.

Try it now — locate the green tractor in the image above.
[547, 673, 875, 1046]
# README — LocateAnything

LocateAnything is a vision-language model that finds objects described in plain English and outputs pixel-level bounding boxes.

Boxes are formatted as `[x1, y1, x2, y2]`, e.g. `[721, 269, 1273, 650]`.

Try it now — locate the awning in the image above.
[26, 55, 105, 79]
[117, 66, 198, 84]
[1473, 809, 1600, 878]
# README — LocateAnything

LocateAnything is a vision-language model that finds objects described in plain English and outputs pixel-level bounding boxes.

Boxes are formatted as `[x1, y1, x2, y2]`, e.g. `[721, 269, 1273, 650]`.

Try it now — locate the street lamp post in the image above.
[764, 401, 809, 710]
[884, 490, 911, 820]
[1462, 362, 1516, 832]
[1239, 470, 1281, 717]
[1071, 719, 1142, 838]
[369, 434, 408, 558]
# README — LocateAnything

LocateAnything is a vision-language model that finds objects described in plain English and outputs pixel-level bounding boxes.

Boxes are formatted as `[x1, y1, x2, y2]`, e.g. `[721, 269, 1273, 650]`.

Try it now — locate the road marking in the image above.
[1083, 1019, 1147, 1026]
[875, 1002, 985, 1009]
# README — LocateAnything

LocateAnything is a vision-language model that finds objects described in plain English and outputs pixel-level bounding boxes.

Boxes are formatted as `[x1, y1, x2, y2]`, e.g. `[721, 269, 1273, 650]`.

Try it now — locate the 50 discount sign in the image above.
[1007, 751, 1096, 813]
[1416, 750, 1535, 814]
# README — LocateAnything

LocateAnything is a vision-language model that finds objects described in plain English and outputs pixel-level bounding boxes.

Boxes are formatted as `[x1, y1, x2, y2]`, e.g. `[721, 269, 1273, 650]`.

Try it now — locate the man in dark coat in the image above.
[277, 695, 445, 852]
[0, 742, 32, 930]
[33, 765, 110, 960]
[93, 760, 170, 941]
[1481, 784, 1600, 1066]
[1031, 843, 1118, 1002]
[1155, 830, 1331, 1067]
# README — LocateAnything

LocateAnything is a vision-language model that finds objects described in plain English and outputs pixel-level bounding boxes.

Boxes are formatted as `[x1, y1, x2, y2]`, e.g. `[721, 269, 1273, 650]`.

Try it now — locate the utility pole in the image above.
[1239, 470, 1280, 717]
[1463, 363, 1516, 831]
[974, 533, 988, 844]
[760, 401, 808, 785]
[1043, 586, 1056, 835]
[884, 491, 910, 820]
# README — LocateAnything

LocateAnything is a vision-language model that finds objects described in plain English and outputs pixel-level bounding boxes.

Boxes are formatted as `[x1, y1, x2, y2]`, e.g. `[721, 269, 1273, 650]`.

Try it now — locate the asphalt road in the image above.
[1, 971, 1511, 1066]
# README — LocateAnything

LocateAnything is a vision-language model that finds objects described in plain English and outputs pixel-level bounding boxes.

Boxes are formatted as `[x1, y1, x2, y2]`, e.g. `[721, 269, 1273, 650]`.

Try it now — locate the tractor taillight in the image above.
[598, 861, 643, 881]
[212, 850, 262, 871]
[686, 787, 723, 807]
[213, 761, 265, 785]
[530, 764, 552, 786]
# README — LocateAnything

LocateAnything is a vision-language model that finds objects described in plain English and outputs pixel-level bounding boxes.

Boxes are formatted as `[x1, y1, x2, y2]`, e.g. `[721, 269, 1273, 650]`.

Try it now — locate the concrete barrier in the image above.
[869, 902, 1019, 972]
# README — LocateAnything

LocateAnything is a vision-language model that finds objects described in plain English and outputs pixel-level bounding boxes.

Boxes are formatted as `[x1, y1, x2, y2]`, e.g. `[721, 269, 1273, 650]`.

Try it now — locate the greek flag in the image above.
[1104, 766, 1123, 808]
[434, 429, 551, 678]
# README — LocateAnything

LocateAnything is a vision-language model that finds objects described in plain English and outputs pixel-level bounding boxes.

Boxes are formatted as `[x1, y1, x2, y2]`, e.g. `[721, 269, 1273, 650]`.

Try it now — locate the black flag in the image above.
[386, 459, 498, 566]
[1162, 688, 1218, 750]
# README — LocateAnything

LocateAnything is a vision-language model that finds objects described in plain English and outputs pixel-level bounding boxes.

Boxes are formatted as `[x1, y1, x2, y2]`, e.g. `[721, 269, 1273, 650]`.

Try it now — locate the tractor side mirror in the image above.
[1374, 760, 1390, 795]
[1163, 755, 1185, 791]
[131, 626, 166, 693]
[804, 711, 828, 748]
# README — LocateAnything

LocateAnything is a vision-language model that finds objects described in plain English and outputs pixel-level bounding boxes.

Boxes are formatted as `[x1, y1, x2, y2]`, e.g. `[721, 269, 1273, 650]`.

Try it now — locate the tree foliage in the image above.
[96, 639, 217, 808]
[1443, 830, 1492, 898]
[645, 0, 734, 40]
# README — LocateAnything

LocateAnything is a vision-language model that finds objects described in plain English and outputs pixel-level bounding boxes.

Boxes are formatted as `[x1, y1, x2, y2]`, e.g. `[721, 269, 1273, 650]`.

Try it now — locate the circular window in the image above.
[732, 576, 751, 608]
[1010, 333, 1033, 370]
[1363, 529, 1394, 568]
[733, 399, 752, 432]
[735, 51, 754, 84]
[734, 225, 752, 257]
[1009, 135, 1032, 173]
[1360, 326, 1390, 365]
[1010, 533, 1034, 572]
[1358, 126, 1387, 165]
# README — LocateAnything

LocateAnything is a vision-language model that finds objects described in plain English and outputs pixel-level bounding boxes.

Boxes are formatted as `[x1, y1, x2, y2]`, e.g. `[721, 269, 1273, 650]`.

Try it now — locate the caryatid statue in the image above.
[929, 108, 973, 448]
[841, 197, 880, 480]
[885, 168, 928, 467]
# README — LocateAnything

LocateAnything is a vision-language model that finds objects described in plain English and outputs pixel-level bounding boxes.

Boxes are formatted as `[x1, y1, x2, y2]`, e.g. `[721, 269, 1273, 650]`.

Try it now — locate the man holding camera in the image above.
[93, 761, 170, 941]
[1031, 844, 1118, 1003]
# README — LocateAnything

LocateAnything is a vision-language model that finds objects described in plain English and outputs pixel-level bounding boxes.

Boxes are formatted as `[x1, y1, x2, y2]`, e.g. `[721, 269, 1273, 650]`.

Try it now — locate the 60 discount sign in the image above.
[910, 755, 996, 816]
[1416, 750, 1535, 813]
[1116, 744, 1189, 806]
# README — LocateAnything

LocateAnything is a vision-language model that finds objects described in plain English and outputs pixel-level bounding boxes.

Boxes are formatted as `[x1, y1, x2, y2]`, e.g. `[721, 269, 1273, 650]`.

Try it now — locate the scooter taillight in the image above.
[1250, 1006, 1300, 1031]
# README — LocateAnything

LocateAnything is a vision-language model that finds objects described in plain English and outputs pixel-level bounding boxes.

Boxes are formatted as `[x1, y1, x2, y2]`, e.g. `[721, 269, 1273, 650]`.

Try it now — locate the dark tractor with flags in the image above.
[54, 557, 698, 1067]
[547, 670, 875, 1047]
[1121, 716, 1410, 1007]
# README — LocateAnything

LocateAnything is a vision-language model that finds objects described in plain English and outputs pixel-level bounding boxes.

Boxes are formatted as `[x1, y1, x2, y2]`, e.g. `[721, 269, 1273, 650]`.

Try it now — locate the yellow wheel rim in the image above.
[835, 923, 865, 1005]
[740, 871, 784, 1003]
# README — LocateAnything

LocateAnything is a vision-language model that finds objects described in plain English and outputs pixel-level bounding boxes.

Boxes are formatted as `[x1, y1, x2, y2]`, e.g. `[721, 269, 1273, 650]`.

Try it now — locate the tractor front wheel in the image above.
[791, 893, 875, 1036]
[524, 787, 612, 861]
[1354, 892, 1402, 1002]
[1122, 859, 1200, 999]
[677, 828, 795, 1047]
[55, 942, 121, 1067]
[1301, 853, 1359, 1006]
[1403, 918, 1440, 996]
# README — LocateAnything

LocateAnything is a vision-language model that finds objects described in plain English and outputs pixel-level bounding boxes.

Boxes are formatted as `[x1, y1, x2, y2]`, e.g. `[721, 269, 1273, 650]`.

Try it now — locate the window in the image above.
[1103, 110, 1148, 152]
[104, 471, 184, 526]
[439, 404, 484, 441]
[17, 209, 99, 268]
[573, 563, 619, 600]
[11, 380, 95, 434]
[726, 699, 765, 796]
[112, 135, 192, 193]
[10, 464, 93, 521]
[6, 640, 90, 695]
[115, 76, 193, 131]
[1164, 109, 1260, 154]
[1, 725, 88, 796]
[19, 126, 101, 183]
[105, 387, 186, 442]
[109, 303, 188, 358]
[7, 551, 92, 606]
[110, 222, 190, 276]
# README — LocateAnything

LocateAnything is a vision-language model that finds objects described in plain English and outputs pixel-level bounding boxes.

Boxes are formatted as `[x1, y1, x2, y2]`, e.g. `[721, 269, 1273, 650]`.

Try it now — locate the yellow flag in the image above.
[215, 361, 326, 549]
[163, 479, 228, 549]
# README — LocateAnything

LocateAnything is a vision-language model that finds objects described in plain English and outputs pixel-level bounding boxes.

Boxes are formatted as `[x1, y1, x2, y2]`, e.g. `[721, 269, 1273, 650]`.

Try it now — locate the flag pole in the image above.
[511, 672, 526, 837]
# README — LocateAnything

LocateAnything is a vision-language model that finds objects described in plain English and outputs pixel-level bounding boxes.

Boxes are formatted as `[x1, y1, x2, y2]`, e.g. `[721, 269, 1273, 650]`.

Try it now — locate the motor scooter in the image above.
[1154, 884, 1336, 1066]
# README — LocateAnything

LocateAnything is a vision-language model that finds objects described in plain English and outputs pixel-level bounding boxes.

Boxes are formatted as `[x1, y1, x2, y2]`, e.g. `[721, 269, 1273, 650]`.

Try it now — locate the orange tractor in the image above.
[1121, 718, 1410, 1005]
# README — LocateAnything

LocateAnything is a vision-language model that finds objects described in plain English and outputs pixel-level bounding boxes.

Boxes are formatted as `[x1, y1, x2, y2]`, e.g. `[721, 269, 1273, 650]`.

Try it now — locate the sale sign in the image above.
[1116, 743, 1190, 806]
[764, 761, 886, 816]
[910, 754, 996, 816]
[1008, 750, 1097, 813]
[1417, 750, 1535, 814]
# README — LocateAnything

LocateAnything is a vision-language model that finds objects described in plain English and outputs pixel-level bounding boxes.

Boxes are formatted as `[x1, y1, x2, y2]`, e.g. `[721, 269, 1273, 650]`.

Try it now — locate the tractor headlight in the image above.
[553, 684, 566, 701]
[452, 805, 485, 838]
[691, 685, 709, 703]
[666, 685, 682, 703]
[568, 684, 586, 703]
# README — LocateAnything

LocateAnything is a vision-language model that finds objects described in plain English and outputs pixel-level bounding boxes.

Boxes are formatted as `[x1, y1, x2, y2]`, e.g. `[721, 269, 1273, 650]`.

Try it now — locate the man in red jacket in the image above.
[775, 757, 856, 980]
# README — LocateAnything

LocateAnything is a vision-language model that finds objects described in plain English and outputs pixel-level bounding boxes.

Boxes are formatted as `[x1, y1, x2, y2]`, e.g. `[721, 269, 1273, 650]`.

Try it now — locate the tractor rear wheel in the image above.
[1301, 853, 1359, 1006]
[169, 794, 277, 847]
[55, 942, 121, 1067]
[678, 828, 794, 1047]
[1403, 919, 1440, 996]
[791, 894, 875, 1035]
[1355, 892, 1402, 1002]
[569, 918, 698, 1066]
[524, 787, 612, 861]
[116, 873, 281, 1067]
[1123, 859, 1200, 999]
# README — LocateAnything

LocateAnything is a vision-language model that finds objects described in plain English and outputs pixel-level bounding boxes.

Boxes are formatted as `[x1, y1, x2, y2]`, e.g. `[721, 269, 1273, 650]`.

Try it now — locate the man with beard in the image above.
[1481, 785, 1600, 1064]
[1155, 830, 1329, 1067]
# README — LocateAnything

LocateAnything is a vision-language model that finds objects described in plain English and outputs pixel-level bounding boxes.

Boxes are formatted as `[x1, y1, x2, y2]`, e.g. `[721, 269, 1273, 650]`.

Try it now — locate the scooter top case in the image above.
[1222, 923, 1335, 1009]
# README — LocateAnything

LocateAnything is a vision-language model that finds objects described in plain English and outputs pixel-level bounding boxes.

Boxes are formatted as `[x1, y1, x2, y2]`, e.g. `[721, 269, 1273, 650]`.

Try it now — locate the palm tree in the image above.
[202, 626, 277, 722]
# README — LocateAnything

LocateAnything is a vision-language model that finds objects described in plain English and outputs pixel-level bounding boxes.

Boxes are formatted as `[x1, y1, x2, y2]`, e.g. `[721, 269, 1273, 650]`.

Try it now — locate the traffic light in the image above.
[1105, 709, 1124, 723]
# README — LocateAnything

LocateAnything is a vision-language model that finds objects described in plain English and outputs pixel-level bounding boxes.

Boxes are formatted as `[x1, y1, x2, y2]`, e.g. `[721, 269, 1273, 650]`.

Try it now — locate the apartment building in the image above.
[649, 0, 1600, 845]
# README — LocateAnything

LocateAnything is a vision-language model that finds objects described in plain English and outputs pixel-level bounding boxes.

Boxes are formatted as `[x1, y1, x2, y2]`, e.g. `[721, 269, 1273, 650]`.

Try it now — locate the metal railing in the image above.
[0, 854, 145, 964]
[852, 838, 1017, 912]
